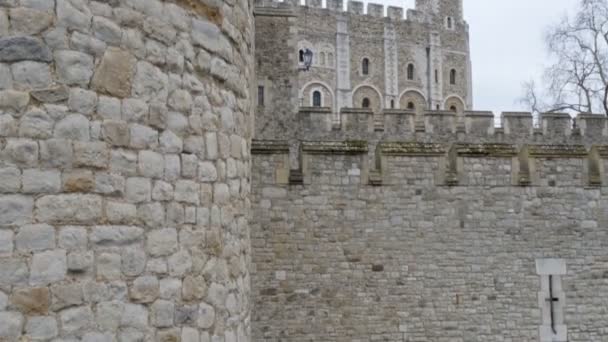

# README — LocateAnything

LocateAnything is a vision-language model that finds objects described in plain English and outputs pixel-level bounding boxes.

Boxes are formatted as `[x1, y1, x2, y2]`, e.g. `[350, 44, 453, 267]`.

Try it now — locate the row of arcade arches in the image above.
[302, 82, 466, 114]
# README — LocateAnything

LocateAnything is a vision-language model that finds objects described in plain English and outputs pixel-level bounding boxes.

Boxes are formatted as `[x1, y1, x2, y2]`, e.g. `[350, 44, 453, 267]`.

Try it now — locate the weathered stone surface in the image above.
[147, 228, 178, 257]
[9, 7, 53, 35]
[151, 299, 175, 327]
[68, 88, 97, 115]
[11, 287, 49, 314]
[67, 251, 94, 272]
[132, 61, 168, 102]
[74, 141, 109, 168]
[58, 227, 88, 250]
[130, 276, 159, 303]
[22, 169, 61, 194]
[54, 114, 90, 141]
[59, 306, 94, 335]
[92, 48, 135, 98]
[30, 250, 67, 286]
[138, 150, 164, 178]
[30, 85, 70, 103]
[0, 90, 29, 112]
[0, 312, 23, 340]
[96, 252, 121, 280]
[35, 194, 102, 224]
[0, 230, 14, 254]
[0, 167, 21, 193]
[0, 36, 52, 62]
[56, 0, 92, 31]
[50, 282, 84, 311]
[92, 16, 122, 44]
[0, 195, 33, 227]
[16, 224, 55, 252]
[197, 302, 215, 329]
[90, 226, 144, 247]
[19, 108, 53, 139]
[25, 315, 58, 340]
[55, 50, 94, 86]
[11, 61, 52, 89]
[3, 139, 39, 167]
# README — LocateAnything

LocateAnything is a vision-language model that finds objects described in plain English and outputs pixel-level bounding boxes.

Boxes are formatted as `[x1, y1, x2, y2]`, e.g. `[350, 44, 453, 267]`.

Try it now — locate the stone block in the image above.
[74, 141, 109, 168]
[50, 282, 84, 311]
[11, 287, 49, 314]
[54, 114, 90, 141]
[151, 300, 175, 327]
[9, 7, 53, 35]
[120, 303, 149, 329]
[90, 226, 144, 247]
[67, 251, 94, 272]
[63, 170, 95, 193]
[0, 167, 21, 193]
[16, 224, 55, 252]
[94, 172, 125, 196]
[59, 306, 94, 335]
[40, 139, 73, 169]
[97, 252, 121, 280]
[138, 150, 164, 178]
[0, 312, 24, 340]
[0, 258, 28, 286]
[30, 250, 67, 286]
[122, 247, 146, 277]
[0, 230, 13, 254]
[55, 50, 95, 86]
[102, 120, 130, 146]
[125, 177, 152, 203]
[58, 226, 88, 250]
[11, 61, 52, 89]
[147, 228, 178, 257]
[106, 201, 137, 224]
[175, 180, 200, 204]
[197, 302, 215, 329]
[130, 276, 159, 303]
[68, 88, 97, 115]
[0, 36, 52, 62]
[132, 61, 168, 102]
[93, 48, 135, 98]
[129, 123, 158, 149]
[25, 316, 58, 340]
[0, 195, 34, 227]
[19, 108, 53, 139]
[35, 194, 102, 224]
[30, 85, 70, 103]
[22, 169, 61, 194]
[0, 90, 29, 112]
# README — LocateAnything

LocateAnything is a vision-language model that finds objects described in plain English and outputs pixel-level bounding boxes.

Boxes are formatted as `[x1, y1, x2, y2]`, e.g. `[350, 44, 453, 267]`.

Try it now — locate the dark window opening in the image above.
[447, 17, 453, 29]
[450, 69, 457, 85]
[390, 100, 395, 109]
[362, 58, 370, 75]
[450, 105, 457, 112]
[435, 69, 439, 83]
[257, 86, 264, 106]
[299, 50, 304, 63]
[407, 102, 415, 110]
[436, 104, 440, 110]
[407, 63, 415, 80]
[362, 98, 370, 108]
[312, 91, 322, 107]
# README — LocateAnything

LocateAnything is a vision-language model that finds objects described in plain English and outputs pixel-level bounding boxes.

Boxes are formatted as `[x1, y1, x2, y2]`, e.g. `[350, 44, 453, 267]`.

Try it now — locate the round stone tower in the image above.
[0, 0, 254, 340]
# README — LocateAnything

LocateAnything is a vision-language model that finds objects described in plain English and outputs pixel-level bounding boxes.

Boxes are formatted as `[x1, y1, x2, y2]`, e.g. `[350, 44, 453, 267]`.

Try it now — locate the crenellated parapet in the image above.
[252, 108, 608, 189]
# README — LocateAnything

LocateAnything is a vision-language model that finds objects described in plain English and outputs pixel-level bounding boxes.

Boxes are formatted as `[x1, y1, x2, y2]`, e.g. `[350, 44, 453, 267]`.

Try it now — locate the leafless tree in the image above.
[521, 0, 608, 116]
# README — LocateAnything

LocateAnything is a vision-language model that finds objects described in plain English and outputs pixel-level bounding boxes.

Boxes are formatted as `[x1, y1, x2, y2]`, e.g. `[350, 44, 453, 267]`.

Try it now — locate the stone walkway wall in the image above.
[0, 0, 254, 341]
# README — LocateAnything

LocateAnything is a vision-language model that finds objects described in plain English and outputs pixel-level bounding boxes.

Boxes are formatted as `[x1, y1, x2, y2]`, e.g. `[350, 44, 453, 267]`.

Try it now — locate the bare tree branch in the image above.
[521, 0, 608, 116]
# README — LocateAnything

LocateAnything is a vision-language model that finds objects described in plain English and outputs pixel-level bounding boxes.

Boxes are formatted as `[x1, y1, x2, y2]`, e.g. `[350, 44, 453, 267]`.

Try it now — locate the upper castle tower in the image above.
[253, 0, 473, 139]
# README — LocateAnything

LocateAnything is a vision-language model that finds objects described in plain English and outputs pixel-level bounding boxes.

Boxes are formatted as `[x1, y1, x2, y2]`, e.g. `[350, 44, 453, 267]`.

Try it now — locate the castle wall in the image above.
[0, 0, 253, 340]
[251, 110, 608, 341]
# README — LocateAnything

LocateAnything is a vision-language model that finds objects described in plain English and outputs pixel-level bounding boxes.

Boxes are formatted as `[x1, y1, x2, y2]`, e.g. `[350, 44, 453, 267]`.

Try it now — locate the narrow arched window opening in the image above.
[407, 63, 415, 80]
[407, 102, 415, 110]
[312, 91, 322, 107]
[390, 100, 395, 109]
[450, 105, 457, 112]
[362, 58, 370, 75]
[450, 69, 457, 85]
[299, 50, 304, 63]
[362, 98, 370, 108]
[447, 17, 453, 29]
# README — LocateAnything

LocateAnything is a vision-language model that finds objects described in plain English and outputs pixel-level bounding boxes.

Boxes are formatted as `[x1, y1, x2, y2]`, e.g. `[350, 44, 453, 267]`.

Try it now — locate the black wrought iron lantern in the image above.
[301, 48, 313, 71]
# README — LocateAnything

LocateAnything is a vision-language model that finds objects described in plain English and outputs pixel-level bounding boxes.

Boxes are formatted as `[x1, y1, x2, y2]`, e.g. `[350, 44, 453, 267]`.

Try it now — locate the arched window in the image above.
[299, 50, 304, 63]
[450, 69, 457, 85]
[390, 100, 395, 109]
[407, 102, 415, 110]
[362, 58, 370, 75]
[447, 17, 453, 29]
[312, 91, 322, 107]
[407, 63, 415, 80]
[450, 105, 457, 112]
[362, 98, 370, 108]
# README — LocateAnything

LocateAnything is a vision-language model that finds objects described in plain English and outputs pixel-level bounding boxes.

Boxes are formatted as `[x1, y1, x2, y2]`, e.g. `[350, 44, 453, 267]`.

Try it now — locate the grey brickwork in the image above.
[251, 109, 608, 341]
[0, 0, 253, 340]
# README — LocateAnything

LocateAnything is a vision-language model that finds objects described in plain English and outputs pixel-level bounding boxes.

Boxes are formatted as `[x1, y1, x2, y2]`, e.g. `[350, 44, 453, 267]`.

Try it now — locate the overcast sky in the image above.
[391, 0, 579, 113]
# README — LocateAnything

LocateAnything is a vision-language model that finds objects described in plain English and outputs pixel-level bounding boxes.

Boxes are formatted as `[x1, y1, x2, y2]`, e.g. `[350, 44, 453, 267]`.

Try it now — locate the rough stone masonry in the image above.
[0, 0, 254, 340]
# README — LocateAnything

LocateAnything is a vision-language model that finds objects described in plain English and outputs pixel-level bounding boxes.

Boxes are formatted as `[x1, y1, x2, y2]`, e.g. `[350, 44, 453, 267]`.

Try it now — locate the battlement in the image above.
[296, 107, 608, 143]
[252, 108, 608, 188]
[254, 0, 433, 22]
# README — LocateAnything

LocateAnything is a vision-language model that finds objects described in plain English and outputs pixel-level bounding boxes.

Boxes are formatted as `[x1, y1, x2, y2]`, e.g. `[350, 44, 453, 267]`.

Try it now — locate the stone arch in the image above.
[352, 84, 382, 113]
[399, 89, 427, 115]
[301, 81, 334, 109]
[444, 95, 466, 115]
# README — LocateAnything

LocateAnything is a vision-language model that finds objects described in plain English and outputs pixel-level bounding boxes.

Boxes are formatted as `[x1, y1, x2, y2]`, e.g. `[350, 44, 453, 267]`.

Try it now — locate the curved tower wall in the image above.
[0, 0, 254, 340]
